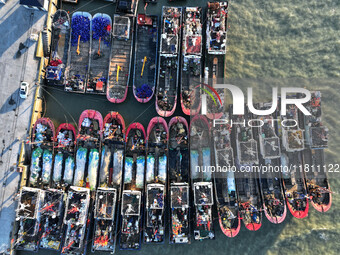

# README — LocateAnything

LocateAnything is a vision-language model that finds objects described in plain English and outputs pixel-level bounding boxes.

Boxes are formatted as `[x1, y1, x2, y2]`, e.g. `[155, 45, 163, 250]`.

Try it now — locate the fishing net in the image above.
[136, 156, 145, 189]
[99, 146, 111, 187]
[42, 149, 52, 184]
[74, 147, 87, 186]
[146, 155, 155, 182]
[92, 15, 111, 46]
[29, 148, 43, 186]
[53, 152, 63, 183]
[64, 156, 75, 185]
[112, 149, 124, 186]
[124, 157, 133, 184]
[88, 149, 100, 190]
[71, 15, 91, 46]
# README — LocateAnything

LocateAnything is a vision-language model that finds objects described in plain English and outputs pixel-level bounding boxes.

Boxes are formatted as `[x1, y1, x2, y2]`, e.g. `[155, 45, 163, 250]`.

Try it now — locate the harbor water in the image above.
[20, 0, 340, 254]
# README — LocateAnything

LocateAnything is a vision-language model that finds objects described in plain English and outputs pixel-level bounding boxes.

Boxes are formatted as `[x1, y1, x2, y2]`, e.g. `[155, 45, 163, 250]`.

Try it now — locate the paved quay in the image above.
[0, 1, 47, 253]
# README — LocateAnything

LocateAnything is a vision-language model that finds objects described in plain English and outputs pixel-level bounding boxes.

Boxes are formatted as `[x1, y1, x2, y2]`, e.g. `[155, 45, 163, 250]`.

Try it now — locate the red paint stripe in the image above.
[195, 83, 222, 105]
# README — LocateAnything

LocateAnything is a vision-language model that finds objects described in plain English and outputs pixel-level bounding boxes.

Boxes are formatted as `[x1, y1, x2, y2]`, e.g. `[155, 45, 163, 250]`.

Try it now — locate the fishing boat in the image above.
[53, 123, 76, 189]
[281, 100, 305, 152]
[133, 14, 158, 103]
[74, 110, 103, 191]
[302, 91, 331, 212]
[180, 7, 203, 115]
[107, 14, 134, 103]
[144, 117, 168, 244]
[303, 149, 331, 212]
[303, 91, 328, 149]
[281, 153, 309, 219]
[62, 186, 91, 255]
[46, 10, 70, 86]
[190, 115, 215, 240]
[92, 188, 117, 252]
[99, 112, 125, 187]
[115, 0, 139, 16]
[87, 13, 112, 95]
[13, 187, 43, 251]
[279, 100, 309, 218]
[39, 189, 65, 251]
[92, 112, 125, 252]
[120, 123, 146, 250]
[64, 12, 92, 93]
[156, 6, 182, 117]
[253, 103, 286, 224]
[232, 110, 262, 231]
[168, 116, 190, 243]
[204, 2, 228, 120]
[212, 113, 240, 237]
[232, 109, 259, 166]
[29, 118, 55, 188]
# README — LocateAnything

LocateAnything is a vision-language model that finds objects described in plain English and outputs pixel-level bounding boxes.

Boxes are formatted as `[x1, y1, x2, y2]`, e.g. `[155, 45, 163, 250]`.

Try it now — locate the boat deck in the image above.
[66, 39, 91, 92]
[51, 29, 69, 66]
[108, 16, 133, 101]
[157, 55, 178, 112]
[134, 21, 158, 97]
[88, 37, 111, 94]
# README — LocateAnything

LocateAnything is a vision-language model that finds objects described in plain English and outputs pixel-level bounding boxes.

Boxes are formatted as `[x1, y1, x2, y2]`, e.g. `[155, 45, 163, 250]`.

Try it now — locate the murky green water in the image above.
[20, 0, 340, 254]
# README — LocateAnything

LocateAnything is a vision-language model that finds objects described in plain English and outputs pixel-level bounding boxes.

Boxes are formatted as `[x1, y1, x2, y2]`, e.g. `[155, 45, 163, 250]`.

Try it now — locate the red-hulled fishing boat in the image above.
[107, 15, 134, 103]
[156, 6, 182, 117]
[253, 103, 287, 224]
[190, 115, 215, 240]
[281, 153, 309, 219]
[144, 117, 168, 244]
[302, 91, 331, 213]
[74, 110, 103, 191]
[212, 113, 241, 237]
[231, 109, 262, 231]
[120, 122, 146, 250]
[92, 112, 125, 253]
[204, 2, 228, 120]
[280, 97, 309, 219]
[168, 116, 191, 243]
[180, 7, 203, 116]
[29, 118, 55, 188]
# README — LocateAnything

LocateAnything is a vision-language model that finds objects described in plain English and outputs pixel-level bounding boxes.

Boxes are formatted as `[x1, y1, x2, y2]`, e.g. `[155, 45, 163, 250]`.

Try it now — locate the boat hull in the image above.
[64, 12, 92, 93]
[133, 14, 158, 103]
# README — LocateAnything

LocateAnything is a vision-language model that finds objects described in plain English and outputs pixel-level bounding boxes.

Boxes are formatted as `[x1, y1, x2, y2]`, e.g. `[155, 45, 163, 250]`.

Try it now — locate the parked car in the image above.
[19, 82, 29, 99]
